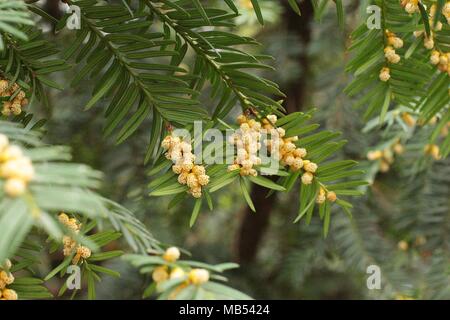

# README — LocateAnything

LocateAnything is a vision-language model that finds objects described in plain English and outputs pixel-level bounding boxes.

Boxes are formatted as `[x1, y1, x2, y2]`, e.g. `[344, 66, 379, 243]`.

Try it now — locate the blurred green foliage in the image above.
[1, 0, 448, 299]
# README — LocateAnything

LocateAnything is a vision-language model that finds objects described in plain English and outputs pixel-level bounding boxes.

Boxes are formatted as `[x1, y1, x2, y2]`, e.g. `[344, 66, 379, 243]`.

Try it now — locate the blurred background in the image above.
[25, 0, 449, 299]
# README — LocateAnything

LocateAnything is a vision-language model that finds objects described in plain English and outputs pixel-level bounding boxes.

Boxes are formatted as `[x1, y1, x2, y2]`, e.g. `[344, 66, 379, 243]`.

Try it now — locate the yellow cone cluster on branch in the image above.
[367, 140, 404, 172]
[59, 213, 91, 265]
[380, 30, 403, 81]
[152, 247, 184, 284]
[383, 30, 402, 64]
[151, 246, 211, 298]
[0, 79, 28, 116]
[401, 0, 419, 14]
[424, 144, 441, 160]
[0, 134, 34, 197]
[161, 135, 209, 198]
[315, 187, 337, 204]
[430, 50, 450, 75]
[0, 259, 18, 300]
[227, 114, 263, 177]
[260, 114, 317, 185]
[265, 117, 304, 170]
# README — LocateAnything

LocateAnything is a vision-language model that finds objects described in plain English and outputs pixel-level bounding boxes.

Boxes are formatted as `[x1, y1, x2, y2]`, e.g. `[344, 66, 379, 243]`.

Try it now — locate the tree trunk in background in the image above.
[234, 0, 314, 264]
[44, 0, 63, 20]
[282, 1, 314, 113]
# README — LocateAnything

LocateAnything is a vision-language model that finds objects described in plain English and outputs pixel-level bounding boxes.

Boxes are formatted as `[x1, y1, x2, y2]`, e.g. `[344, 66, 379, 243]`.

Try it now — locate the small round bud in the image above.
[161, 136, 173, 149]
[172, 165, 182, 174]
[152, 266, 169, 283]
[77, 246, 91, 259]
[181, 162, 194, 172]
[11, 104, 21, 115]
[16, 91, 25, 100]
[188, 268, 210, 285]
[397, 240, 408, 251]
[283, 142, 296, 153]
[21, 98, 29, 107]
[393, 143, 404, 155]
[163, 247, 181, 263]
[191, 190, 202, 198]
[59, 213, 70, 225]
[301, 172, 314, 185]
[237, 115, 247, 124]
[424, 37, 434, 50]
[240, 123, 250, 132]
[380, 160, 390, 172]
[0, 80, 9, 93]
[170, 267, 186, 280]
[384, 46, 395, 56]
[389, 53, 401, 64]
[316, 193, 326, 204]
[291, 158, 303, 171]
[326, 191, 337, 202]
[276, 127, 286, 138]
[5, 145, 23, 160]
[439, 54, 449, 65]
[266, 115, 277, 124]
[379, 67, 390, 82]
[192, 165, 206, 176]
[401, 112, 416, 127]
[293, 148, 307, 158]
[197, 174, 210, 186]
[4, 178, 26, 197]
[304, 161, 318, 173]
[2, 259, 12, 270]
[405, 3, 418, 14]
[186, 173, 199, 188]
[392, 37, 403, 49]
[430, 51, 440, 65]
[178, 172, 188, 185]
[413, 30, 424, 38]
[67, 218, 79, 231]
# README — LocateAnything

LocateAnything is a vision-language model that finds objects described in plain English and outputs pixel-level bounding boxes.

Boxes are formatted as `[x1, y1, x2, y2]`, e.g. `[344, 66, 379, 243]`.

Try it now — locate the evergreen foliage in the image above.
[0, 0, 447, 300]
